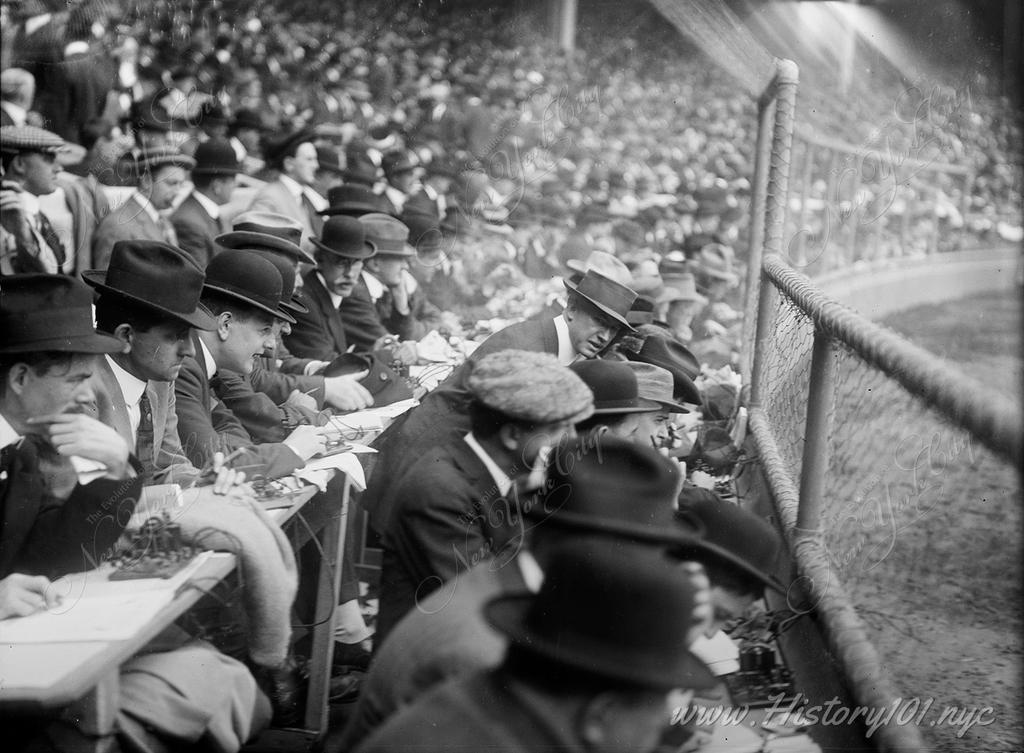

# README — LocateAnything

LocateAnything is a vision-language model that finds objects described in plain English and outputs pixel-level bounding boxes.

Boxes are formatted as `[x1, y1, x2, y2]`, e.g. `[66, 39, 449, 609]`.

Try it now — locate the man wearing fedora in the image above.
[1, 124, 67, 275]
[569, 359, 671, 446]
[340, 212, 443, 354]
[0, 273, 143, 578]
[174, 250, 331, 479]
[336, 437, 716, 751]
[92, 146, 195, 270]
[362, 268, 639, 536]
[248, 129, 322, 252]
[171, 138, 241, 268]
[375, 350, 592, 643]
[359, 541, 718, 753]
[285, 215, 379, 362]
[84, 239, 248, 488]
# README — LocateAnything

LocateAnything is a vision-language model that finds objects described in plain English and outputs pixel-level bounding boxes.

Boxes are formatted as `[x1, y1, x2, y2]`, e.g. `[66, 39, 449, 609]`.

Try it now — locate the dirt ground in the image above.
[830, 289, 1023, 752]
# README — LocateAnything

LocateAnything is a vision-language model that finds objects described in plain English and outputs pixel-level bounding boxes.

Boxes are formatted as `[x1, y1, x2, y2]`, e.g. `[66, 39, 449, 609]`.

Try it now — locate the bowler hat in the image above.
[217, 210, 315, 264]
[322, 185, 386, 217]
[203, 250, 295, 323]
[563, 270, 638, 332]
[249, 248, 308, 315]
[263, 129, 315, 167]
[623, 332, 701, 390]
[569, 360, 661, 415]
[311, 216, 377, 260]
[485, 541, 718, 691]
[675, 488, 787, 594]
[82, 241, 217, 330]
[0, 274, 124, 355]
[191, 138, 241, 176]
[565, 250, 633, 287]
[359, 213, 414, 257]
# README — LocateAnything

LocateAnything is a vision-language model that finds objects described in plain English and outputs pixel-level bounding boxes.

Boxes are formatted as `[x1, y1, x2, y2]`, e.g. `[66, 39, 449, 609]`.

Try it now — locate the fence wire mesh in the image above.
[754, 284, 1022, 751]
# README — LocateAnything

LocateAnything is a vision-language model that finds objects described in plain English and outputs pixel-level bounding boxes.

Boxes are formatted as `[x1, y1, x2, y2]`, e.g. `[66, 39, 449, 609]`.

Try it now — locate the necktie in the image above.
[136, 392, 155, 478]
[158, 216, 178, 246]
[36, 211, 66, 268]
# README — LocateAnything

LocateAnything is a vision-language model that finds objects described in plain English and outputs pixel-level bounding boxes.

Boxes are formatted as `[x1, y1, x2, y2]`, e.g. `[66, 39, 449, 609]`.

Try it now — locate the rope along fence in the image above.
[749, 253, 1022, 752]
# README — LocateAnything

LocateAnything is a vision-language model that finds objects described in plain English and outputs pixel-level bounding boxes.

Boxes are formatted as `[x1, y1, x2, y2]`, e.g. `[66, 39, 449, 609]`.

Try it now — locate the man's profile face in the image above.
[16, 354, 97, 423]
[19, 152, 60, 196]
[148, 165, 186, 210]
[127, 321, 194, 382]
[370, 256, 407, 287]
[286, 142, 319, 186]
[221, 311, 277, 374]
[565, 300, 620, 359]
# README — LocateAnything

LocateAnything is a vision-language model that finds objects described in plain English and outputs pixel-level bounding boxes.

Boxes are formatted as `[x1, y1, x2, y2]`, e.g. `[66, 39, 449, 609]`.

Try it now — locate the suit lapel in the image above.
[305, 272, 347, 353]
[94, 356, 134, 446]
[191, 332, 214, 409]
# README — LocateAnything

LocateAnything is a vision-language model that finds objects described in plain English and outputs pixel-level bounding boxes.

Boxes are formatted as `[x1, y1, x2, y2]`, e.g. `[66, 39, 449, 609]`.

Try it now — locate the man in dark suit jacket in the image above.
[375, 350, 593, 641]
[0, 274, 141, 579]
[171, 139, 240, 268]
[174, 250, 329, 479]
[285, 215, 378, 361]
[360, 541, 717, 753]
[363, 269, 639, 535]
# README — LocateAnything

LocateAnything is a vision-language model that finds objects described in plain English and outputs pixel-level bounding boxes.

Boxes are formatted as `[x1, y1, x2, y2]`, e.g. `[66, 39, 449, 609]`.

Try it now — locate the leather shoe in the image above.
[328, 671, 363, 704]
[332, 640, 372, 671]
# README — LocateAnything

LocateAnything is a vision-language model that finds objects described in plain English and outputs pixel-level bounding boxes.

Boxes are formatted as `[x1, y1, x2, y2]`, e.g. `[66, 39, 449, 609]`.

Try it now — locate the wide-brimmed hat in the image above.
[563, 270, 638, 332]
[82, 241, 217, 330]
[675, 488, 787, 595]
[0, 124, 65, 155]
[565, 250, 633, 287]
[216, 210, 315, 265]
[628, 362, 690, 413]
[1, 274, 124, 355]
[622, 334, 701, 404]
[569, 359, 661, 415]
[311, 216, 377, 260]
[249, 248, 308, 315]
[321, 185, 386, 217]
[485, 540, 718, 691]
[659, 272, 709, 306]
[359, 212, 415, 257]
[191, 138, 241, 176]
[202, 249, 295, 323]
[695, 243, 739, 285]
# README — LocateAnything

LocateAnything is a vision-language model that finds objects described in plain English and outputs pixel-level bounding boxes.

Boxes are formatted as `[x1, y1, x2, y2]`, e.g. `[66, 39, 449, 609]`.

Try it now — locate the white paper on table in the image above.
[296, 451, 366, 491]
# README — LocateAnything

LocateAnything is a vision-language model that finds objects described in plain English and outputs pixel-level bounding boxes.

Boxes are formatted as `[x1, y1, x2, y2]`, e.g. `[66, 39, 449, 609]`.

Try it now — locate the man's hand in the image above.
[0, 573, 60, 620]
[323, 375, 374, 412]
[27, 413, 132, 479]
[388, 274, 411, 315]
[209, 450, 248, 496]
[284, 388, 319, 413]
[283, 425, 329, 462]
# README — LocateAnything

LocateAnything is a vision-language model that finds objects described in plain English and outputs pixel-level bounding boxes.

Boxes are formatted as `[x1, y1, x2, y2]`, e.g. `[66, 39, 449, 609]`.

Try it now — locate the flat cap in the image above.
[467, 350, 594, 425]
[0, 125, 65, 155]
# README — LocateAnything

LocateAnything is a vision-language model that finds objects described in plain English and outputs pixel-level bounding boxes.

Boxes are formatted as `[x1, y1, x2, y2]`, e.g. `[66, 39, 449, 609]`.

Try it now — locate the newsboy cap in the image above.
[466, 350, 594, 425]
[0, 125, 65, 155]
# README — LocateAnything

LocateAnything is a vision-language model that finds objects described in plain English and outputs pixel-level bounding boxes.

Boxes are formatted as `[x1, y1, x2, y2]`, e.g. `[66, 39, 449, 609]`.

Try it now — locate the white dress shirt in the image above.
[105, 355, 147, 444]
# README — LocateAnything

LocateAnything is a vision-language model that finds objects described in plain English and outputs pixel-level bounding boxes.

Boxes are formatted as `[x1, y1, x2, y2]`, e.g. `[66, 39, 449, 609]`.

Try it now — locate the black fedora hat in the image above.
[485, 541, 718, 691]
[191, 138, 241, 176]
[568, 359, 661, 415]
[203, 250, 295, 323]
[250, 248, 308, 315]
[321, 185, 386, 217]
[216, 210, 316, 265]
[1, 274, 124, 355]
[82, 241, 217, 330]
[674, 488, 788, 595]
[563, 270, 638, 332]
[623, 333, 701, 403]
[311, 216, 377, 260]
[341, 152, 378, 187]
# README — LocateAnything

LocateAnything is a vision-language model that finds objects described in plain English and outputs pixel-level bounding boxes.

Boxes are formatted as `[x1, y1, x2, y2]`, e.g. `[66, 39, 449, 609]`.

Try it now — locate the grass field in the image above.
[823, 289, 1022, 752]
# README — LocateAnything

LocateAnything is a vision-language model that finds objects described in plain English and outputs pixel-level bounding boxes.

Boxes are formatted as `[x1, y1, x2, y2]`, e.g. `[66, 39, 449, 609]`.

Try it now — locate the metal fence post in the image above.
[797, 330, 838, 532]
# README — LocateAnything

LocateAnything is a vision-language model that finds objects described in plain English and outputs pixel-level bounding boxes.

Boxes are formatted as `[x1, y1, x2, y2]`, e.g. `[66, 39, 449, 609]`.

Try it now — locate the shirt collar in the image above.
[303, 186, 328, 212]
[190, 188, 221, 219]
[132, 192, 160, 223]
[279, 173, 304, 200]
[317, 271, 343, 308]
[198, 337, 217, 380]
[516, 550, 544, 593]
[553, 315, 575, 366]
[105, 355, 147, 407]
[463, 432, 512, 497]
[361, 270, 385, 302]
[0, 411, 21, 449]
